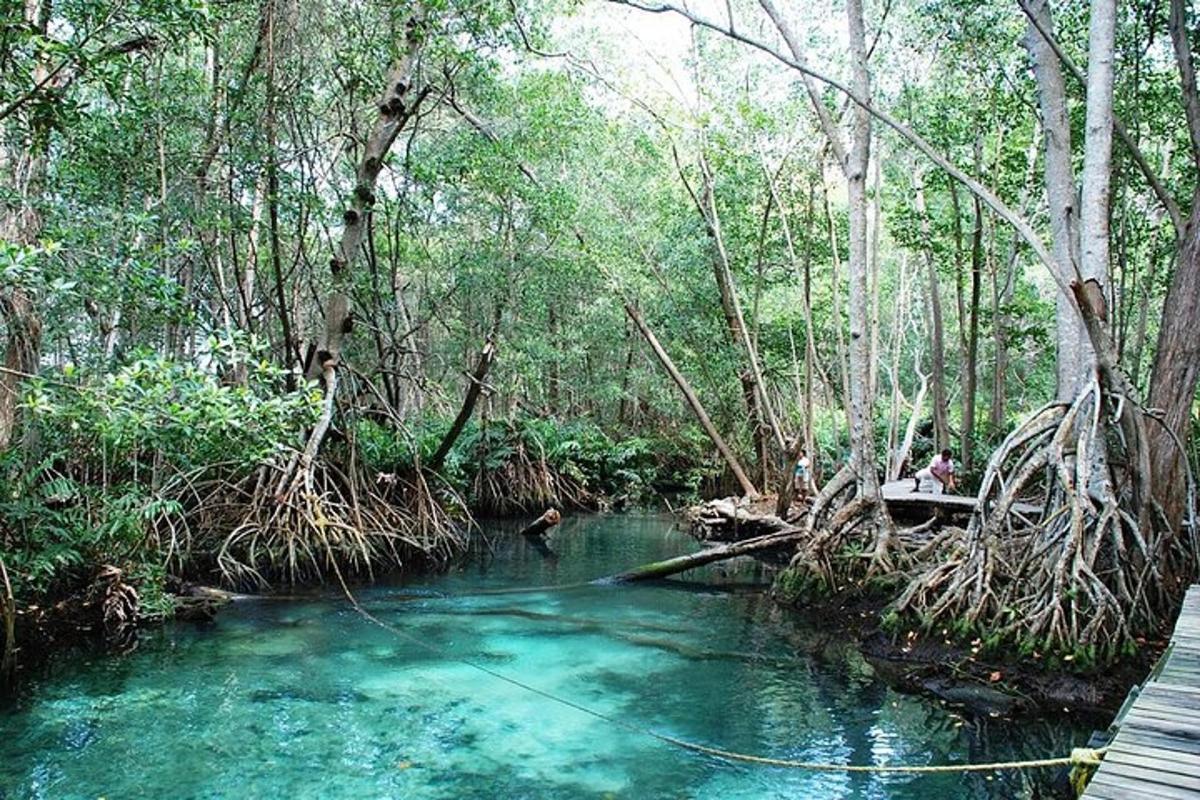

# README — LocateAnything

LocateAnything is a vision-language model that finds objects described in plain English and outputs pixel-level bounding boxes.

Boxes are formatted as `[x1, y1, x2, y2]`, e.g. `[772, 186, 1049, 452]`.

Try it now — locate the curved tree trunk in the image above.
[1146, 0, 1200, 534]
[290, 4, 429, 476]
[624, 303, 759, 498]
[1148, 189, 1200, 533]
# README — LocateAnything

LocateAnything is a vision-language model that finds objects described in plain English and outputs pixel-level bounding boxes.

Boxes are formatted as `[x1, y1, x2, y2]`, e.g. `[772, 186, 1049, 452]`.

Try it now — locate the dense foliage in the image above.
[1, 0, 1197, 671]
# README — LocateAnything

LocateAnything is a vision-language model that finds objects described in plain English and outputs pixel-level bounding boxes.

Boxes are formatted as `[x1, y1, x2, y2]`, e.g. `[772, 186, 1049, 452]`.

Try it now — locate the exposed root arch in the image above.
[163, 368, 471, 591]
[785, 465, 901, 593]
[469, 421, 593, 516]
[896, 377, 1194, 661]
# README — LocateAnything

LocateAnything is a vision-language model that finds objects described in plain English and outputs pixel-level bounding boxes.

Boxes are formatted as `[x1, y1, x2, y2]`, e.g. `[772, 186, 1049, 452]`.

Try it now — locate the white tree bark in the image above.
[1079, 0, 1116, 312]
[912, 170, 950, 451]
[758, 0, 879, 498]
[1025, 0, 1088, 401]
[843, 0, 879, 495]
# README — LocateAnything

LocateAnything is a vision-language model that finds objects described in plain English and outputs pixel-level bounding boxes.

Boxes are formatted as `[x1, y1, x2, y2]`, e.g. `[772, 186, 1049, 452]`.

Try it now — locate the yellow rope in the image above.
[332, 567, 1105, 775]
[642, 736, 1105, 773]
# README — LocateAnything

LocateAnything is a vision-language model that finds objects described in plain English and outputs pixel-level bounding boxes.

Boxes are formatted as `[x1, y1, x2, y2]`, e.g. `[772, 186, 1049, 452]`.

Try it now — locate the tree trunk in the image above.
[962, 146, 984, 472]
[868, 154, 883, 402]
[843, 0, 879, 498]
[885, 255, 918, 479]
[989, 245, 1012, 434]
[822, 174, 852, 418]
[1078, 0, 1116, 327]
[0, 0, 50, 451]
[697, 158, 787, 458]
[802, 181, 818, 469]
[604, 526, 800, 583]
[759, 0, 884, 516]
[292, 5, 429, 470]
[1147, 0, 1200, 533]
[1025, 0, 1088, 401]
[428, 321, 500, 473]
[991, 125, 1040, 433]
[913, 171, 950, 451]
[624, 302, 759, 498]
[1148, 189, 1200, 532]
[0, 291, 41, 451]
[519, 509, 562, 539]
[547, 306, 560, 414]
[1, 557, 14, 688]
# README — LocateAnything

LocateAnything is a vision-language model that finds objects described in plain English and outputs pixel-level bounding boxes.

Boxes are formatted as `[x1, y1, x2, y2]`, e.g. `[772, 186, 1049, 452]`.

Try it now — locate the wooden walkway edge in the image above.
[878, 480, 1042, 517]
[1082, 585, 1200, 799]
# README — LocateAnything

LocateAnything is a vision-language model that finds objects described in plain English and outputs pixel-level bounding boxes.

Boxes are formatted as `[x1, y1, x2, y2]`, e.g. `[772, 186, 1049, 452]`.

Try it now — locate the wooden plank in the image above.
[1160, 652, 1200, 669]
[1088, 771, 1200, 800]
[1140, 684, 1200, 702]
[1080, 784, 1132, 800]
[877, 480, 1042, 516]
[1088, 775, 1199, 800]
[1114, 727, 1200, 756]
[1080, 784, 1134, 800]
[1082, 584, 1200, 799]
[1160, 669, 1200, 686]
[1106, 751, 1200, 776]
[1138, 691, 1200, 713]
[1127, 703, 1200, 724]
[1105, 748, 1200, 776]
[1121, 713, 1200, 740]
[1097, 772, 1200, 795]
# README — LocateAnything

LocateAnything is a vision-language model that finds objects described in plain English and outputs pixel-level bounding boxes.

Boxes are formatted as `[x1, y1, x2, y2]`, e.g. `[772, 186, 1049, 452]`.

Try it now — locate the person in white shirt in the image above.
[793, 449, 816, 501]
[913, 449, 956, 495]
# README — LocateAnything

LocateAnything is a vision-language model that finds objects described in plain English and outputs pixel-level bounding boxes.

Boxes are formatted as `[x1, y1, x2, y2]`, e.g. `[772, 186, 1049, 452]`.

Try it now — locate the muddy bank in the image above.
[0, 579, 238, 699]
[786, 592, 1157, 721]
[684, 496, 1162, 721]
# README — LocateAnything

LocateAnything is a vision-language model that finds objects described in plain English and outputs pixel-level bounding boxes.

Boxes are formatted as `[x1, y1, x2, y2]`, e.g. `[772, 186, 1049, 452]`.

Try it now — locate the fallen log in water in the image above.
[599, 527, 803, 583]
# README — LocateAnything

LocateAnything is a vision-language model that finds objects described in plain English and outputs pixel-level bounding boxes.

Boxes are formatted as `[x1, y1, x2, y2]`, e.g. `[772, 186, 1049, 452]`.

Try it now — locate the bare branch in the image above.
[604, 0, 1079, 309]
[1019, 0, 1183, 236]
[1169, 0, 1200, 170]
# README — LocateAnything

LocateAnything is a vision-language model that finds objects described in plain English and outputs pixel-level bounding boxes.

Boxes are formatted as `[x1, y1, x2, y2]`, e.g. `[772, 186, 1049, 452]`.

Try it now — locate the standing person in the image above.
[793, 449, 816, 501]
[913, 449, 956, 495]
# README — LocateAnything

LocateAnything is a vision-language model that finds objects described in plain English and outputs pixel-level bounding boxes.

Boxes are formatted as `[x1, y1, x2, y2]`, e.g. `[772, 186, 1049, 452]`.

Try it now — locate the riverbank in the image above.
[786, 592, 1156, 720]
[685, 496, 1164, 721]
[7, 501, 1157, 725]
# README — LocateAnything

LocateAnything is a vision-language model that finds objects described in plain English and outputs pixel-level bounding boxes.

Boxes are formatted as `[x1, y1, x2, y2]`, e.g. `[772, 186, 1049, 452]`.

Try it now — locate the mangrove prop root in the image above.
[786, 465, 900, 590]
[171, 450, 469, 590]
[472, 432, 593, 516]
[895, 377, 1193, 655]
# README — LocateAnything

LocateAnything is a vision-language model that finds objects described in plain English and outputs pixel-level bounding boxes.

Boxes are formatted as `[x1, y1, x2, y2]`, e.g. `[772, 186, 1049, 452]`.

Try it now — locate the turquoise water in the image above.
[1, 514, 1089, 799]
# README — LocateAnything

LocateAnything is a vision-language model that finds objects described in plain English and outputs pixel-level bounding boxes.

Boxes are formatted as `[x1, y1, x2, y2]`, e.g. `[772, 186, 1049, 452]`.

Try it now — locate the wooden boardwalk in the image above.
[878, 480, 1041, 518]
[1082, 585, 1200, 799]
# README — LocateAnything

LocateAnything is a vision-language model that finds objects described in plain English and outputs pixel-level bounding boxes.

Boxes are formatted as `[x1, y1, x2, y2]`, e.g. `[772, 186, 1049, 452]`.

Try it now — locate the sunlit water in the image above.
[1, 514, 1092, 799]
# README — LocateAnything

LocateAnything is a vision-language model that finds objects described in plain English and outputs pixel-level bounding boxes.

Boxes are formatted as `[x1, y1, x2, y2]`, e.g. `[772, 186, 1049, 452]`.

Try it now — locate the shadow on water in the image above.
[0, 513, 1091, 799]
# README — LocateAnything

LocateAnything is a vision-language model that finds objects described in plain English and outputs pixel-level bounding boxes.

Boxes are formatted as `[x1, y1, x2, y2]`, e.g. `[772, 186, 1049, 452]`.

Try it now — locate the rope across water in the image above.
[331, 566, 1105, 776]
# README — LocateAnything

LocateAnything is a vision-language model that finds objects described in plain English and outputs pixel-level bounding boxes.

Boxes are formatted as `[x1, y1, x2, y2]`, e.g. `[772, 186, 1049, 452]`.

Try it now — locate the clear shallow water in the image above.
[1, 514, 1090, 799]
